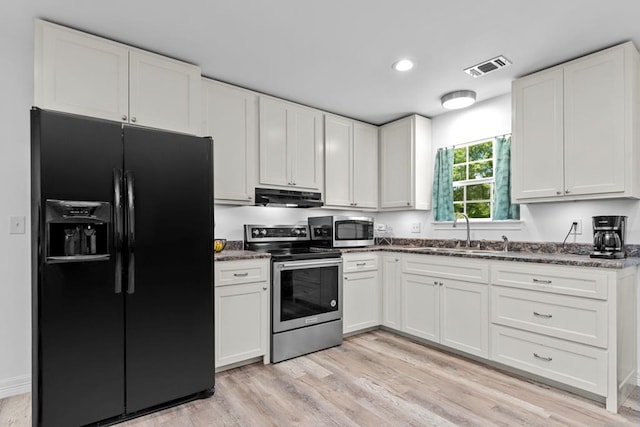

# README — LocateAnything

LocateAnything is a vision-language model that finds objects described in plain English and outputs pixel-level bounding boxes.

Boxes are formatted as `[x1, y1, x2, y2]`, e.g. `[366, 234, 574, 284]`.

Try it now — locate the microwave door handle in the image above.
[125, 171, 136, 294]
[113, 169, 123, 294]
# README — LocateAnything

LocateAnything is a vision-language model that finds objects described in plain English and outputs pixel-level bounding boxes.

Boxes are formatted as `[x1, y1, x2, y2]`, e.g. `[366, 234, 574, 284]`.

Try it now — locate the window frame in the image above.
[452, 138, 498, 221]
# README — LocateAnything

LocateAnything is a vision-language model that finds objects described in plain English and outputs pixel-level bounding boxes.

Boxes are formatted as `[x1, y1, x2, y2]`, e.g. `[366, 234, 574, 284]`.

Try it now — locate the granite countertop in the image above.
[343, 245, 640, 269]
[214, 250, 270, 262]
[214, 240, 640, 269]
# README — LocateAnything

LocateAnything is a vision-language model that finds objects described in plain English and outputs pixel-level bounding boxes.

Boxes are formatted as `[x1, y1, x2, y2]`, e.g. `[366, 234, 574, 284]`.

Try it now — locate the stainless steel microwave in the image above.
[308, 216, 375, 248]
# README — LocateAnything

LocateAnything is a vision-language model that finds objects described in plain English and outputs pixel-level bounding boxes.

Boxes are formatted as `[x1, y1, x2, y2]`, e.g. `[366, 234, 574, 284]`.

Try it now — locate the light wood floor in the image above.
[1, 330, 638, 426]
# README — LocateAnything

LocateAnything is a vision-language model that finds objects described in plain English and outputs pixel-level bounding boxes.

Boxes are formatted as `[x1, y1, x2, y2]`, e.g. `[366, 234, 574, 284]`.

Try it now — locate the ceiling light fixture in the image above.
[392, 59, 414, 72]
[441, 90, 476, 109]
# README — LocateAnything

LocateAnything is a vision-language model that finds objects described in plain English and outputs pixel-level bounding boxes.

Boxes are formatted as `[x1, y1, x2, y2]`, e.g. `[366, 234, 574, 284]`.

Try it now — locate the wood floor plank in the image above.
[1, 330, 638, 426]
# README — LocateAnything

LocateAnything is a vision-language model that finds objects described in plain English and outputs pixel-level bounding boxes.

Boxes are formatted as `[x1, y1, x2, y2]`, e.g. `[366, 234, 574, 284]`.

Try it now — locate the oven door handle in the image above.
[277, 259, 343, 269]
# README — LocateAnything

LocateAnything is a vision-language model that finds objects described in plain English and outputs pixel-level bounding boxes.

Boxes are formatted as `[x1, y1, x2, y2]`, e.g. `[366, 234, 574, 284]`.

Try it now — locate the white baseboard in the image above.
[0, 375, 31, 399]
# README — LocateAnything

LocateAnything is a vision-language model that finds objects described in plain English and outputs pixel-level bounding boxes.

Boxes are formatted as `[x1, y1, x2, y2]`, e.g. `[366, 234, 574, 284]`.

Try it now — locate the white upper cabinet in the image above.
[202, 79, 257, 204]
[34, 20, 201, 135]
[259, 96, 323, 191]
[379, 114, 432, 210]
[128, 50, 201, 135]
[324, 115, 378, 209]
[512, 42, 640, 202]
[35, 20, 129, 123]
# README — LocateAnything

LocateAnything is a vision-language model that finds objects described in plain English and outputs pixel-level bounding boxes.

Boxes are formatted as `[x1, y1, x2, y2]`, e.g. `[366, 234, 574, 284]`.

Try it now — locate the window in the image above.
[452, 139, 495, 219]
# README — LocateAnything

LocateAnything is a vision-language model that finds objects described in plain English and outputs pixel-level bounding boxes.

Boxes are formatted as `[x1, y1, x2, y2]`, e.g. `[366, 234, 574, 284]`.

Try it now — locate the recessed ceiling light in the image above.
[441, 90, 476, 109]
[392, 59, 414, 72]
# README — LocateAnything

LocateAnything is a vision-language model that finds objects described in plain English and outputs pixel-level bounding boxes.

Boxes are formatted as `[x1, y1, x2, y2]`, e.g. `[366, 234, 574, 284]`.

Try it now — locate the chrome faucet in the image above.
[502, 235, 509, 252]
[453, 213, 470, 247]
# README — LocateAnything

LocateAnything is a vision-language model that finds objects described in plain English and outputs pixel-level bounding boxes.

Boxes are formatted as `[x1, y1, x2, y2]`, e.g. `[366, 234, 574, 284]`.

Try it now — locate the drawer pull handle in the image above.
[532, 278, 552, 284]
[533, 312, 553, 319]
[356, 262, 366, 267]
[533, 353, 553, 362]
[233, 272, 249, 277]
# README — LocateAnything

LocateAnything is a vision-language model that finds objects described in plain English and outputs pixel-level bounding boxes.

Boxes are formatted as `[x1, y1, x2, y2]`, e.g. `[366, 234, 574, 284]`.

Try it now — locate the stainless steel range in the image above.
[244, 224, 343, 363]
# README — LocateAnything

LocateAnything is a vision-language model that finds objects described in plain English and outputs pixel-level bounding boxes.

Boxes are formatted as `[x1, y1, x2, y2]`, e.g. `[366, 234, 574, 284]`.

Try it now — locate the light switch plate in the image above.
[411, 222, 421, 233]
[9, 216, 25, 234]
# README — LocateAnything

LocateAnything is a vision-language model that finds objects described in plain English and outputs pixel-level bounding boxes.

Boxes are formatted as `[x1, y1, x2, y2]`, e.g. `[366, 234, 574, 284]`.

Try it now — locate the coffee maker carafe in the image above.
[591, 215, 626, 259]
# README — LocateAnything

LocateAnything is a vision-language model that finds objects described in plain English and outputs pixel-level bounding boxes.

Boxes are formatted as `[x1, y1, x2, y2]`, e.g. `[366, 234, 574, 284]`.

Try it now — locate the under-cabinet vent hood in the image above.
[254, 187, 323, 208]
[464, 55, 512, 77]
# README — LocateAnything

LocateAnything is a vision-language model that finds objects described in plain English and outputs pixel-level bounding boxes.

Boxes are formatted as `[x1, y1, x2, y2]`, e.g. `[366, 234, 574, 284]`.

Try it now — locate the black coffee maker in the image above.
[591, 215, 627, 259]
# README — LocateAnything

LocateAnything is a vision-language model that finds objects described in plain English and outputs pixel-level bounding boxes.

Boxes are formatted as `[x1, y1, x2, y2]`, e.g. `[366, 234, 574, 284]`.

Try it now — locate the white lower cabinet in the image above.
[490, 261, 637, 412]
[400, 255, 489, 358]
[214, 259, 270, 370]
[381, 254, 402, 330]
[342, 253, 380, 334]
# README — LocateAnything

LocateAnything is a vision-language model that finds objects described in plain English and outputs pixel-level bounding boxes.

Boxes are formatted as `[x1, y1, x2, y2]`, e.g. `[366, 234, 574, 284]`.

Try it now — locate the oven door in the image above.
[272, 258, 343, 333]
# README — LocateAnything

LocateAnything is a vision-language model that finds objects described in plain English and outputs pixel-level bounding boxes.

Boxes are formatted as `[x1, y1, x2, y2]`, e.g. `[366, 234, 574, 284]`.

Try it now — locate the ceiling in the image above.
[7, 1, 640, 124]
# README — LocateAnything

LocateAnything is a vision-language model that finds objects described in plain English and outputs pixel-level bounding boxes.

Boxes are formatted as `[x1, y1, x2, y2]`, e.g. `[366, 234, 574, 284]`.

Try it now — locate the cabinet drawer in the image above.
[403, 255, 488, 283]
[491, 325, 607, 396]
[490, 263, 608, 300]
[215, 259, 269, 286]
[491, 287, 607, 347]
[343, 253, 378, 273]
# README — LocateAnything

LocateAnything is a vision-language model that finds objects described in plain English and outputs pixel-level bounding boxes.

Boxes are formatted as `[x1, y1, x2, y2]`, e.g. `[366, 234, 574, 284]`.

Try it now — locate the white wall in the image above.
[0, 7, 34, 398]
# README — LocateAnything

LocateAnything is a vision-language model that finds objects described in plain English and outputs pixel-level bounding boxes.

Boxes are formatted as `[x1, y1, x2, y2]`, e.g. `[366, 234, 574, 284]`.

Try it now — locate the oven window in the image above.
[280, 266, 338, 321]
[335, 221, 373, 240]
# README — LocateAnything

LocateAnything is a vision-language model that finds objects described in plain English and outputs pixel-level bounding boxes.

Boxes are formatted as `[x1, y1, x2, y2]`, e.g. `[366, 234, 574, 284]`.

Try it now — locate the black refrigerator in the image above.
[31, 108, 215, 426]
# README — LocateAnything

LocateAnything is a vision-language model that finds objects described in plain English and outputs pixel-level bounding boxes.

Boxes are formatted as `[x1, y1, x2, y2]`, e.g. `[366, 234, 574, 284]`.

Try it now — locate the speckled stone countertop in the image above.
[215, 239, 640, 268]
[214, 250, 270, 262]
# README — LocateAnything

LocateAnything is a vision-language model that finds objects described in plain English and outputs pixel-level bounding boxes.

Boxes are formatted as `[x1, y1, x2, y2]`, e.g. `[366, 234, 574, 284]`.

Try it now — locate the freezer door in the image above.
[32, 109, 125, 426]
[123, 126, 214, 413]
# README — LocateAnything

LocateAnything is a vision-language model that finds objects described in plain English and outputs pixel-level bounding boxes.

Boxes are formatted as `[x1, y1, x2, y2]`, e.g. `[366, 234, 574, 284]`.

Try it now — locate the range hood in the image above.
[254, 187, 323, 208]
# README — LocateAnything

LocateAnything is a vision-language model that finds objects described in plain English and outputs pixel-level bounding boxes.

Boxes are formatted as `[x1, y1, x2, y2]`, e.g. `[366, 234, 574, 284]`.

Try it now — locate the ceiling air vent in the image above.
[464, 55, 512, 77]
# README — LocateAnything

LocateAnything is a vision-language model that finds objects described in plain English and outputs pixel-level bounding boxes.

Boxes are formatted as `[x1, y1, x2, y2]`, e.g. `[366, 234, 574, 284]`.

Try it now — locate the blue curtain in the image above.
[493, 136, 520, 220]
[432, 148, 454, 221]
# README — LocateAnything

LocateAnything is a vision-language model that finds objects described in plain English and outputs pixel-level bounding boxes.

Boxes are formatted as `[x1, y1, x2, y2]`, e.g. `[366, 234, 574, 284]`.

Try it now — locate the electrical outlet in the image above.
[411, 222, 421, 233]
[571, 218, 582, 235]
[9, 216, 25, 234]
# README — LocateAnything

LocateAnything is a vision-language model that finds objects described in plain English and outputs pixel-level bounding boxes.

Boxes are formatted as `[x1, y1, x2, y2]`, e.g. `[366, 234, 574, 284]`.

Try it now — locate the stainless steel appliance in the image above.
[254, 187, 323, 208]
[591, 215, 627, 259]
[308, 215, 375, 248]
[244, 224, 343, 363]
[31, 108, 214, 426]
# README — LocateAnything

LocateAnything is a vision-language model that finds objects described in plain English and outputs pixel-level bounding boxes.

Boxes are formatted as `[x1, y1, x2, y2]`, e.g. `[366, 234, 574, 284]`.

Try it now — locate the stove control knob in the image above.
[260, 229, 267, 236]
[293, 228, 301, 235]
[252, 229, 260, 237]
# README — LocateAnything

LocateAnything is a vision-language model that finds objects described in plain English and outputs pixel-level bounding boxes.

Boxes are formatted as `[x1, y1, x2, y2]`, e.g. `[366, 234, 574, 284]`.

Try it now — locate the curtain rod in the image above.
[437, 133, 511, 151]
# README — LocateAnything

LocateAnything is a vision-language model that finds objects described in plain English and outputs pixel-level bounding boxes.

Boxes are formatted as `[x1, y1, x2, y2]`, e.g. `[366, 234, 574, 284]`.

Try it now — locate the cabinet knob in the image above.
[439, 282, 443, 286]
[406, 202, 411, 206]
[131, 116, 137, 123]
[262, 286, 267, 290]
[556, 191, 562, 195]
[565, 189, 570, 194]
[433, 281, 438, 285]
[121, 115, 127, 121]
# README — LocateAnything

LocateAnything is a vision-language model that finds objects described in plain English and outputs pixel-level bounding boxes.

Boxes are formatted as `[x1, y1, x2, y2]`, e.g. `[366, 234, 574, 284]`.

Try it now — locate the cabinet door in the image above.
[512, 69, 565, 201]
[440, 280, 488, 358]
[129, 50, 202, 135]
[35, 20, 129, 123]
[380, 117, 413, 208]
[215, 282, 269, 368]
[564, 48, 625, 196]
[353, 122, 379, 208]
[343, 270, 380, 334]
[259, 97, 289, 186]
[381, 254, 402, 330]
[289, 106, 322, 190]
[402, 273, 439, 342]
[203, 80, 257, 204]
[325, 116, 353, 207]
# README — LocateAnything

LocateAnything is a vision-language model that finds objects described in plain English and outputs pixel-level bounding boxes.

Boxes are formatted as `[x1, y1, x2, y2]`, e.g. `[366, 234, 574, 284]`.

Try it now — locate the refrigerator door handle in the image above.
[125, 170, 136, 294]
[113, 169, 124, 294]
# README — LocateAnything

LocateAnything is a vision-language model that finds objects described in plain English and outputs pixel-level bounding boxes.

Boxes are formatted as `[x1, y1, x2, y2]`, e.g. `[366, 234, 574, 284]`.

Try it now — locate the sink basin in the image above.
[414, 247, 502, 255]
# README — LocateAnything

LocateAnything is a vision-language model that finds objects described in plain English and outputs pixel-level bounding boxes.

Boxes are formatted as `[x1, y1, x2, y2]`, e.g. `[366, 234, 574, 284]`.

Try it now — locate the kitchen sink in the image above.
[414, 247, 503, 255]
